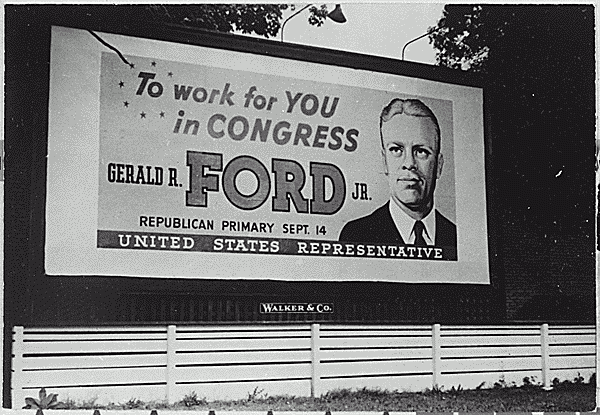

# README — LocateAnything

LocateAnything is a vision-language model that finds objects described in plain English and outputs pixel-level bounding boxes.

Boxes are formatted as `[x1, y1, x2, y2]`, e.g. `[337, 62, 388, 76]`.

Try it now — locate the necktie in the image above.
[413, 220, 427, 246]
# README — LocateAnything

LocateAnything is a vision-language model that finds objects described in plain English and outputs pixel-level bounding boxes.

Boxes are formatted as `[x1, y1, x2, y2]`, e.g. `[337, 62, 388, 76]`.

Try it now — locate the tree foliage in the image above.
[145, 4, 291, 38]
[144, 4, 333, 38]
[429, 5, 502, 72]
[429, 6, 595, 235]
[429, 5, 594, 77]
[427, 6, 596, 317]
[307, 4, 329, 27]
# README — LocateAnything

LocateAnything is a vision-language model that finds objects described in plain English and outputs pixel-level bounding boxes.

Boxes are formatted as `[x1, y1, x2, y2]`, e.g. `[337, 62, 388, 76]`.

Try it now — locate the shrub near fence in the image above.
[11, 324, 596, 407]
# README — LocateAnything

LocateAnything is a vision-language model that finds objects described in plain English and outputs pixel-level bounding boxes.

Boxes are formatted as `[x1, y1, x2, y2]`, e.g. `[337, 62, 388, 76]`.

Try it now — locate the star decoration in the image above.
[118, 81, 125, 88]
[140, 112, 146, 119]
[159, 111, 165, 118]
[123, 101, 130, 107]
[151, 61, 157, 67]
[129, 63, 135, 69]
[168, 72, 173, 77]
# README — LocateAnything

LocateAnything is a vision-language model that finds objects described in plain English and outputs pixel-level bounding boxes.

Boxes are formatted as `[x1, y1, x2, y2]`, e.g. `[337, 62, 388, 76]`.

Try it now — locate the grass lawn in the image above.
[63, 383, 597, 412]
[191, 386, 597, 412]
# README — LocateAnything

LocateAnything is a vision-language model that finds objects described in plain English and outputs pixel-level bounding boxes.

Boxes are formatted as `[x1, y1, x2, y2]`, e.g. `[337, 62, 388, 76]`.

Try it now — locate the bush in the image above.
[493, 376, 508, 389]
[551, 373, 595, 390]
[23, 388, 68, 411]
[79, 396, 99, 409]
[246, 387, 267, 402]
[181, 391, 207, 407]
[522, 376, 541, 389]
[121, 398, 144, 409]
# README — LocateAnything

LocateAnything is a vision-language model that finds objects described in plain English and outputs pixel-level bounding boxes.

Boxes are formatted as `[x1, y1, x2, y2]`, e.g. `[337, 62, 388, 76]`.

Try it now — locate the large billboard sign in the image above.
[46, 26, 489, 283]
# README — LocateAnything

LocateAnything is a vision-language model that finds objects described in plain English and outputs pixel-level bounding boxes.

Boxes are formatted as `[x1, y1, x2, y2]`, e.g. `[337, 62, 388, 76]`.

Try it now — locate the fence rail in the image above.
[11, 323, 596, 407]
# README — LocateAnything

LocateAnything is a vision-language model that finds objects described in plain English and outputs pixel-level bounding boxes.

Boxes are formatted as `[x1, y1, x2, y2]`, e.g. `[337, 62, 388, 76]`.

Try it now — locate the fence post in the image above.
[12, 326, 25, 409]
[310, 323, 321, 398]
[166, 325, 177, 404]
[597, 318, 600, 410]
[432, 323, 441, 388]
[540, 323, 551, 389]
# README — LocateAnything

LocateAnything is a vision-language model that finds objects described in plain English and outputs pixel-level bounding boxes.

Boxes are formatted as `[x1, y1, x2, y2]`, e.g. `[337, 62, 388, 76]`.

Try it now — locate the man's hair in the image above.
[379, 98, 441, 151]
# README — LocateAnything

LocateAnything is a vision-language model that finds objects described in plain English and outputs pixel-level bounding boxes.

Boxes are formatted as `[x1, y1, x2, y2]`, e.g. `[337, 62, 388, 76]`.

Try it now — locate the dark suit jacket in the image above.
[338, 202, 457, 259]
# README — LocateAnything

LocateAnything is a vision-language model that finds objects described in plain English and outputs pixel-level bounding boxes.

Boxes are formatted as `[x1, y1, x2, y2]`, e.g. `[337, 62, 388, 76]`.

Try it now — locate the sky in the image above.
[239, 3, 445, 64]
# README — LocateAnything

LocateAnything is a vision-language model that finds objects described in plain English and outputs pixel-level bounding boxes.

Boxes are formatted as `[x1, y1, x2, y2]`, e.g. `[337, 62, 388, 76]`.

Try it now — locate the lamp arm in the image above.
[280, 4, 313, 42]
[402, 27, 441, 61]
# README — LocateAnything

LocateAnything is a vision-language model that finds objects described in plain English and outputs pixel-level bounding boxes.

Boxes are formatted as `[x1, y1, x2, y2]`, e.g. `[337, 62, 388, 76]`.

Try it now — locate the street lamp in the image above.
[401, 27, 441, 61]
[280, 4, 347, 42]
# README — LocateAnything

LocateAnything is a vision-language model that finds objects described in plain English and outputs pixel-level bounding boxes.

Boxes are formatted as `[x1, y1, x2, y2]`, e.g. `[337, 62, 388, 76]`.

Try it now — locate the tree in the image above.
[142, 4, 332, 38]
[428, 5, 507, 72]
[46, 4, 332, 40]
[428, 6, 595, 235]
[428, 6, 596, 320]
[430, 6, 594, 74]
[144, 5, 291, 38]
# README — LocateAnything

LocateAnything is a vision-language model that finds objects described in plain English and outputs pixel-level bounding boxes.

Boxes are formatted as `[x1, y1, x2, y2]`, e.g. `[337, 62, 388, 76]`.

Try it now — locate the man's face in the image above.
[381, 114, 443, 218]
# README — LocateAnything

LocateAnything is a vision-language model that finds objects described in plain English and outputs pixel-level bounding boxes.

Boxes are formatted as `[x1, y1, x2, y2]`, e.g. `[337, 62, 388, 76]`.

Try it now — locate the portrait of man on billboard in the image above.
[339, 98, 457, 254]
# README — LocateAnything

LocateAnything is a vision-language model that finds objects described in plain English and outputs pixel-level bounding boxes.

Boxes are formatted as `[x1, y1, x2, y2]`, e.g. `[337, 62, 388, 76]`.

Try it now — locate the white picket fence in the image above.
[11, 324, 596, 408]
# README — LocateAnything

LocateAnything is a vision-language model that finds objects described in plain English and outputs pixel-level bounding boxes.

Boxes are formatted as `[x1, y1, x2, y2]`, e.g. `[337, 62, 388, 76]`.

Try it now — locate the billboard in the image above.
[46, 26, 489, 283]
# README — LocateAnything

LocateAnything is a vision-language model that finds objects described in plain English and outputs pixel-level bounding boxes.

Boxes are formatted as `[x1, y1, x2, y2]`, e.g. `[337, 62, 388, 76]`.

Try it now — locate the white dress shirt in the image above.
[389, 199, 436, 245]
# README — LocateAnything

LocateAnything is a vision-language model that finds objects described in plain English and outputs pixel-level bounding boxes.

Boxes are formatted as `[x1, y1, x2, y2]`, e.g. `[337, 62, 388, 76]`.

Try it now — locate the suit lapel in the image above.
[377, 202, 405, 244]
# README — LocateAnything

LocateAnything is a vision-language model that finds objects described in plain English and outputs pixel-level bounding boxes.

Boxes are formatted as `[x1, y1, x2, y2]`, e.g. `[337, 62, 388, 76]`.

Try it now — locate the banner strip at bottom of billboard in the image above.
[97, 230, 457, 261]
